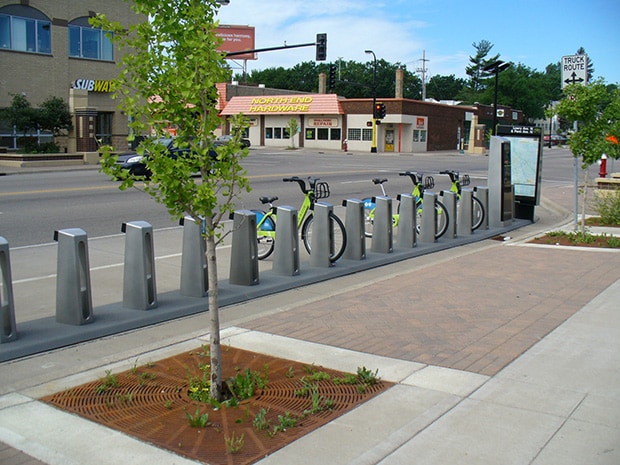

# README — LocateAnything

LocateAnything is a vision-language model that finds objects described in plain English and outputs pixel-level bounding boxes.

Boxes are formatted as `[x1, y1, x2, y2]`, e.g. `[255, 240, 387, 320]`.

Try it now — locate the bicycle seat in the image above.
[259, 196, 278, 204]
[372, 178, 388, 184]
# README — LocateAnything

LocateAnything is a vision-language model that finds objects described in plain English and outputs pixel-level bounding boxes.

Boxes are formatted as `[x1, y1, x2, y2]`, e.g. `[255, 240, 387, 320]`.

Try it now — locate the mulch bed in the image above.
[42, 346, 391, 465]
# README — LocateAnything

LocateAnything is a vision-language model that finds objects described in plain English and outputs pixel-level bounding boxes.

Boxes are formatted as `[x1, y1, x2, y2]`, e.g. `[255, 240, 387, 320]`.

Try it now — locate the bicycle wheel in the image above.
[252, 210, 275, 260]
[301, 211, 347, 262]
[415, 199, 449, 240]
[362, 198, 375, 238]
[472, 196, 485, 231]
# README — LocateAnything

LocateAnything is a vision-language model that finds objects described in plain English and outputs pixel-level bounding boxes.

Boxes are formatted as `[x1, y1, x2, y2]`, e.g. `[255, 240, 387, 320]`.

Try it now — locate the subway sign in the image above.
[71, 79, 115, 93]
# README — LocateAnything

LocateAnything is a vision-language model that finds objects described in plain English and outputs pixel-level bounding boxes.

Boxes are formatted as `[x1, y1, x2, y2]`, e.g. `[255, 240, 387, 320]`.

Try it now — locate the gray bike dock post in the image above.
[396, 194, 416, 248]
[310, 202, 333, 268]
[272, 206, 300, 276]
[54, 228, 94, 325]
[371, 196, 393, 254]
[474, 186, 489, 229]
[229, 210, 259, 285]
[0, 237, 17, 342]
[440, 191, 458, 239]
[342, 199, 366, 260]
[457, 188, 474, 236]
[122, 221, 157, 310]
[180, 217, 207, 297]
[419, 191, 438, 243]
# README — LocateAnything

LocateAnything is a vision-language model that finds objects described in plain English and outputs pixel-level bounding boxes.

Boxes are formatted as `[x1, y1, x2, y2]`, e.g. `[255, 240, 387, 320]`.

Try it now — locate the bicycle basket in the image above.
[424, 176, 435, 189]
[314, 181, 330, 200]
[462, 174, 471, 186]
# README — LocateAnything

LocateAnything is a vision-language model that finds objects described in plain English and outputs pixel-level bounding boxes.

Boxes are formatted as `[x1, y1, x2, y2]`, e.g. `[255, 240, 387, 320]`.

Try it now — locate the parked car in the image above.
[543, 134, 568, 146]
[115, 137, 214, 179]
[215, 134, 251, 148]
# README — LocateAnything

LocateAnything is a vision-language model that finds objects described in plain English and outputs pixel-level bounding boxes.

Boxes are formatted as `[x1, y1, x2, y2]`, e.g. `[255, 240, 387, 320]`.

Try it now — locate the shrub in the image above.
[593, 189, 620, 225]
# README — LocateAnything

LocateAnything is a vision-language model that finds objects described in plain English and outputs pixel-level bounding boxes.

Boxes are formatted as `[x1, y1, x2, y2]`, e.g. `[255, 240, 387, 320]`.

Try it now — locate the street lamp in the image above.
[365, 50, 377, 153]
[482, 60, 510, 135]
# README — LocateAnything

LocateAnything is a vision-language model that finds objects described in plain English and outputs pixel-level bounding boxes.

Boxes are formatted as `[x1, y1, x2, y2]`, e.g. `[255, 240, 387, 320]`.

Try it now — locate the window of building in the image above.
[0, 5, 51, 54]
[69, 17, 113, 61]
[274, 127, 282, 139]
[348, 128, 361, 141]
[362, 128, 373, 141]
[317, 128, 329, 140]
[330, 128, 341, 141]
[305, 128, 315, 140]
[413, 130, 427, 143]
[265, 128, 273, 139]
[96, 113, 113, 146]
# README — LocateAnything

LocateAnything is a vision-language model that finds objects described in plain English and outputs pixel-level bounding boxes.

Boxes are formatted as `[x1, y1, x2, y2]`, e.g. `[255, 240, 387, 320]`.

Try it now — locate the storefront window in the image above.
[0, 8, 51, 54]
[317, 128, 329, 140]
[274, 128, 282, 139]
[348, 128, 361, 141]
[96, 112, 113, 145]
[69, 17, 113, 61]
[362, 129, 373, 141]
[305, 128, 315, 140]
[414, 130, 427, 142]
[265, 128, 273, 139]
[330, 128, 341, 140]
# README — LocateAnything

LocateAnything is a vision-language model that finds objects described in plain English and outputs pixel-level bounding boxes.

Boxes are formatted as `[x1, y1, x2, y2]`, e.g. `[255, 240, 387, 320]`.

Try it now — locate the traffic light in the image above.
[374, 102, 386, 119]
[315, 33, 327, 61]
[328, 64, 337, 91]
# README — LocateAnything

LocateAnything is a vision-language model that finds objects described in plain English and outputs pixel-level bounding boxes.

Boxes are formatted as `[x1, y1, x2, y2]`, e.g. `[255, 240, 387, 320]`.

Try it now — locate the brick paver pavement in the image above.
[244, 244, 620, 376]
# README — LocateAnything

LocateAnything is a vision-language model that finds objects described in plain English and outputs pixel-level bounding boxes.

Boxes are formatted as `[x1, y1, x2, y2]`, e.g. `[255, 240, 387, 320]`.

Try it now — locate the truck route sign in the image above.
[561, 55, 588, 88]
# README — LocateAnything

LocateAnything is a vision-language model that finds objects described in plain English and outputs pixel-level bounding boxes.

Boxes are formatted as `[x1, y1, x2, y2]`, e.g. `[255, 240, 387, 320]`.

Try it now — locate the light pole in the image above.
[482, 60, 510, 135]
[365, 49, 377, 153]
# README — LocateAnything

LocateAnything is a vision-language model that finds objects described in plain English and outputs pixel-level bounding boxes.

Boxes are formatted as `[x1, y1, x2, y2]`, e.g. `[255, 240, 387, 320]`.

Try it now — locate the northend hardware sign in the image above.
[71, 79, 114, 93]
[249, 96, 314, 113]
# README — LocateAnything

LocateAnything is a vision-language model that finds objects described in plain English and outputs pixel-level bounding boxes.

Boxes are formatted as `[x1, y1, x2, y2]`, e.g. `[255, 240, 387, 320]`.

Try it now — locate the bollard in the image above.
[371, 196, 393, 253]
[342, 199, 366, 260]
[310, 202, 334, 268]
[419, 192, 438, 243]
[122, 221, 157, 310]
[229, 210, 260, 285]
[440, 191, 458, 239]
[396, 194, 416, 248]
[0, 237, 17, 342]
[474, 186, 489, 230]
[54, 228, 94, 325]
[180, 217, 208, 297]
[458, 188, 474, 236]
[272, 206, 300, 276]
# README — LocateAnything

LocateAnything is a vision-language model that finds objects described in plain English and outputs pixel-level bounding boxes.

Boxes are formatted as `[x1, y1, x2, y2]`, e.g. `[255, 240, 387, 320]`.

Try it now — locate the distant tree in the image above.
[287, 117, 298, 148]
[38, 96, 73, 136]
[1, 94, 38, 136]
[465, 40, 500, 93]
[576, 47, 595, 82]
[426, 74, 466, 101]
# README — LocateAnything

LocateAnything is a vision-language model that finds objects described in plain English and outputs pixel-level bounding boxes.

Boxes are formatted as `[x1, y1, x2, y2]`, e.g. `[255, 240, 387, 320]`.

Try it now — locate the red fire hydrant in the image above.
[343, 139, 348, 152]
[599, 154, 607, 178]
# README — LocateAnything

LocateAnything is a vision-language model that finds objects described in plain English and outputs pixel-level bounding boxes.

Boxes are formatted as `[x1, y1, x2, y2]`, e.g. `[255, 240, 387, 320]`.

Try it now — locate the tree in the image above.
[464, 40, 500, 95]
[426, 74, 466, 101]
[92, 0, 250, 401]
[39, 96, 73, 136]
[287, 117, 299, 148]
[1, 94, 38, 136]
[555, 79, 620, 230]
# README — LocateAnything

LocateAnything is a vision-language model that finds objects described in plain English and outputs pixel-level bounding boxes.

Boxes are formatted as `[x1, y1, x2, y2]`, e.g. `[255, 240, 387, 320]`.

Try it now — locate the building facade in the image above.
[0, 0, 144, 152]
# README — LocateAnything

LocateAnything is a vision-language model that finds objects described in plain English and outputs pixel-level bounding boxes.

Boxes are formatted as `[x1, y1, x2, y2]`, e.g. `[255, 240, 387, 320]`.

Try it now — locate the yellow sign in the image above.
[249, 96, 313, 113]
[71, 79, 115, 93]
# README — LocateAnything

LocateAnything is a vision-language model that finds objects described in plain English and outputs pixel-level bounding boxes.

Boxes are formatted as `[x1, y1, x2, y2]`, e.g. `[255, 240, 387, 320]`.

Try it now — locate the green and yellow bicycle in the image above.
[439, 170, 485, 231]
[253, 176, 347, 262]
[362, 171, 449, 239]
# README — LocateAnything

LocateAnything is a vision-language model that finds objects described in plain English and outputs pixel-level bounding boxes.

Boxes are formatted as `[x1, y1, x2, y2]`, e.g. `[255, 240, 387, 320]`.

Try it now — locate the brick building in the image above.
[0, 0, 144, 152]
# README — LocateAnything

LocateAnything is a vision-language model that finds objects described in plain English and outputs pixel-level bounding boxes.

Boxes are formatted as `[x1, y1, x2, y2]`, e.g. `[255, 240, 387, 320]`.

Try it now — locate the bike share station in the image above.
[0, 137, 540, 361]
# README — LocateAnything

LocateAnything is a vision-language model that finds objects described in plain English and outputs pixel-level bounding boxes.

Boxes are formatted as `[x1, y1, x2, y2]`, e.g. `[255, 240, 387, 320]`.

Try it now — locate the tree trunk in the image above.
[204, 216, 222, 401]
[580, 168, 589, 233]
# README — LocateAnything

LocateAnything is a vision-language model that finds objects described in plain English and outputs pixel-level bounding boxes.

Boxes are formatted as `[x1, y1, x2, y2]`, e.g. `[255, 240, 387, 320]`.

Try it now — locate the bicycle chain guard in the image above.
[314, 181, 330, 200]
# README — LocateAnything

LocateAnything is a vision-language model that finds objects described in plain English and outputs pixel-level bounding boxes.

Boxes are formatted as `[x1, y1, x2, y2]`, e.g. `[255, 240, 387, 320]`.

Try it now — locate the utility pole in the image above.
[416, 50, 429, 101]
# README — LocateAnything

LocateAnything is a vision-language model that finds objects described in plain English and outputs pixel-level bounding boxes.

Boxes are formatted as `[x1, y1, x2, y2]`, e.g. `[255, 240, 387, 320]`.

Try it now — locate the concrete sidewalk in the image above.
[1, 191, 619, 464]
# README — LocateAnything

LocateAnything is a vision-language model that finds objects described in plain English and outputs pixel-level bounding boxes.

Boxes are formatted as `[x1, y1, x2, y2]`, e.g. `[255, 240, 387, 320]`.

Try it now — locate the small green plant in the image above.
[187, 364, 211, 403]
[163, 400, 174, 409]
[593, 188, 620, 225]
[186, 407, 209, 428]
[95, 370, 119, 394]
[356, 366, 380, 386]
[253, 407, 270, 431]
[285, 366, 296, 378]
[226, 366, 269, 401]
[225, 432, 245, 453]
[607, 234, 620, 247]
[269, 412, 298, 437]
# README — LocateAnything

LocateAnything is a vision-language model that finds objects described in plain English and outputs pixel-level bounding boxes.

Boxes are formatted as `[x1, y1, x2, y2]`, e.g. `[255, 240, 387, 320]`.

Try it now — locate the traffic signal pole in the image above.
[366, 50, 377, 153]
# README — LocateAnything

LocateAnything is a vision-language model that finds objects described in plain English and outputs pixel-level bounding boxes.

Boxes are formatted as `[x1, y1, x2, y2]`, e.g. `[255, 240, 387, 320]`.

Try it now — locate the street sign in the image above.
[561, 55, 588, 88]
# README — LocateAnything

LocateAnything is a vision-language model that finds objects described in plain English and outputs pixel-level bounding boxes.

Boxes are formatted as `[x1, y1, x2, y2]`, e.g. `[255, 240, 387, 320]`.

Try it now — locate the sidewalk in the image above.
[1, 187, 619, 464]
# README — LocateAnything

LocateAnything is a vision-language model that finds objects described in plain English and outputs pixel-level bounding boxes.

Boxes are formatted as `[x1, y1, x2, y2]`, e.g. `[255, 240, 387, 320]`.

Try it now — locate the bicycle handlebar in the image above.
[283, 176, 320, 194]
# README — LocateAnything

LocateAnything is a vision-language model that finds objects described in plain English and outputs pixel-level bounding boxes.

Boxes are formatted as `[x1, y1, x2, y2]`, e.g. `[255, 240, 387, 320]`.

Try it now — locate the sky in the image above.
[216, 0, 620, 85]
